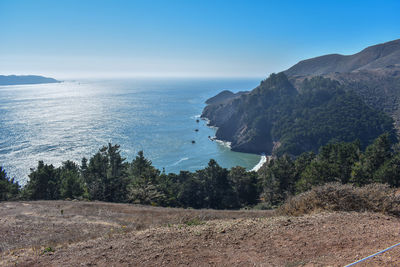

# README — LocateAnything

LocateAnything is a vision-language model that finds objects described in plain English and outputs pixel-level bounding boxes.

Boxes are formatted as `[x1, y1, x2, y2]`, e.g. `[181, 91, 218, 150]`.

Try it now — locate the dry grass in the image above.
[0, 200, 272, 253]
[277, 183, 400, 216]
[3, 211, 400, 266]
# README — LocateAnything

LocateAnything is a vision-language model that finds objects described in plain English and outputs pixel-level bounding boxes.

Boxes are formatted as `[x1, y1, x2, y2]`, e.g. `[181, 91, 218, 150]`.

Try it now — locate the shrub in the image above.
[183, 218, 205, 226]
[42, 246, 55, 254]
[277, 183, 400, 216]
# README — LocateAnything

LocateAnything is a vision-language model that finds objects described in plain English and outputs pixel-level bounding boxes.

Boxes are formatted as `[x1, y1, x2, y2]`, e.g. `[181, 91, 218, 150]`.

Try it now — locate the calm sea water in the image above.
[0, 78, 262, 185]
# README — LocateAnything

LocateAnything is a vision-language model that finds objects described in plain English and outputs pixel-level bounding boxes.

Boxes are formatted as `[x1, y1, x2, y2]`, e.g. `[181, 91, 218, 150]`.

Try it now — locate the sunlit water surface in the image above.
[0, 78, 262, 185]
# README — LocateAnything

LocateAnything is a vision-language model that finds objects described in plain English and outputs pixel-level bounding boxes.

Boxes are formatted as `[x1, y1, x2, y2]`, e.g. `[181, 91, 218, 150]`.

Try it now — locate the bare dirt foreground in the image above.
[1, 201, 400, 266]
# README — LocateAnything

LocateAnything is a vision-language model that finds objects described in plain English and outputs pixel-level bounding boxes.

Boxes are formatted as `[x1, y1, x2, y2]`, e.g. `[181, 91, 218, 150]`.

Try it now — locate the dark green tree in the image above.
[351, 133, 392, 186]
[296, 141, 360, 192]
[228, 166, 259, 207]
[199, 159, 238, 209]
[0, 166, 20, 201]
[24, 161, 60, 200]
[259, 155, 296, 206]
[59, 160, 87, 199]
[177, 172, 205, 209]
[127, 151, 162, 204]
[373, 153, 400, 187]
[85, 144, 129, 202]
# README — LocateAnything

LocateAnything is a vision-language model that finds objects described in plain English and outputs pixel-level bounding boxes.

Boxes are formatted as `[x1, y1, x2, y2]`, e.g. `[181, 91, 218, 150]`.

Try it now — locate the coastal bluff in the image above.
[0, 75, 60, 85]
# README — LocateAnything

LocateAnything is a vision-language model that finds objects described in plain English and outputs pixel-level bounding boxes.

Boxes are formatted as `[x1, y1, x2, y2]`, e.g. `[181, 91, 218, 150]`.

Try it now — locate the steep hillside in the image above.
[285, 39, 400, 76]
[285, 40, 400, 127]
[205, 90, 247, 105]
[202, 39, 400, 155]
[202, 73, 395, 156]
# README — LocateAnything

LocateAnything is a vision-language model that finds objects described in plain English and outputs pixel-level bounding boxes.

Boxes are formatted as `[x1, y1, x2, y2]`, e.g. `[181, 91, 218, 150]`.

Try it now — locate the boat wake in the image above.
[170, 157, 190, 166]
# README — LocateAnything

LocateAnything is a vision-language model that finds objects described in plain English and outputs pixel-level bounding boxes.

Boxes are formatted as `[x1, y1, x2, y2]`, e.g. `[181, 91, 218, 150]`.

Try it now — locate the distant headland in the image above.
[0, 75, 60, 86]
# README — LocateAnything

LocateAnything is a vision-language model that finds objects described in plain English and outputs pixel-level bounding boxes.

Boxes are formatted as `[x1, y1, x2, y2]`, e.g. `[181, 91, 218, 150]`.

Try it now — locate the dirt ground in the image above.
[1, 201, 400, 266]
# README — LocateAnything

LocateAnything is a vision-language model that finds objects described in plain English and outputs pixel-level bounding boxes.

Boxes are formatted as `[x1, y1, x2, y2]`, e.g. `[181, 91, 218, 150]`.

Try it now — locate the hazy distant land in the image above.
[0, 75, 60, 85]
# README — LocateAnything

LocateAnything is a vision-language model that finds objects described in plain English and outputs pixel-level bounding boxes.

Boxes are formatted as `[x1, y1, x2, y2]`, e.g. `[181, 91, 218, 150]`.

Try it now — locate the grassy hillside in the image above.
[1, 200, 400, 266]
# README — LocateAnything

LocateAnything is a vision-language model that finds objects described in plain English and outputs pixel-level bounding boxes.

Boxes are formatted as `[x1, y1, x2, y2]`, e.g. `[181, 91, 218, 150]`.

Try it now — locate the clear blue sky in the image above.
[1, 0, 399, 79]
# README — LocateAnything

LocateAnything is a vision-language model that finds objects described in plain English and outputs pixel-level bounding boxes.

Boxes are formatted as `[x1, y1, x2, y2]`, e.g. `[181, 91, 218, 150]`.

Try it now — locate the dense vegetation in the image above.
[203, 73, 396, 156]
[0, 166, 20, 201]
[274, 76, 396, 155]
[2, 133, 400, 209]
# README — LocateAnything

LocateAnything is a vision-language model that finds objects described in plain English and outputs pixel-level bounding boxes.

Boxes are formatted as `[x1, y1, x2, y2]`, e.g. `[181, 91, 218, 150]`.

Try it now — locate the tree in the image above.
[228, 166, 259, 207]
[259, 155, 296, 206]
[85, 144, 129, 202]
[127, 151, 162, 204]
[0, 166, 20, 201]
[296, 141, 360, 192]
[373, 153, 400, 187]
[24, 161, 59, 200]
[198, 159, 238, 209]
[177, 173, 205, 209]
[351, 133, 392, 186]
[59, 161, 87, 199]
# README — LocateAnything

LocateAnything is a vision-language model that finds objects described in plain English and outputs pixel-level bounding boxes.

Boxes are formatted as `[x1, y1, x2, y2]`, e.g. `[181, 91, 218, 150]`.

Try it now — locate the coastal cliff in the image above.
[202, 40, 400, 156]
[202, 73, 395, 156]
[0, 75, 60, 85]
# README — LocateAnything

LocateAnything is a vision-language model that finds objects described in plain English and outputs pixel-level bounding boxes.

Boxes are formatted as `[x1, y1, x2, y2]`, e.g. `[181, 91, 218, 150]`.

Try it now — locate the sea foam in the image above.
[250, 154, 268, 172]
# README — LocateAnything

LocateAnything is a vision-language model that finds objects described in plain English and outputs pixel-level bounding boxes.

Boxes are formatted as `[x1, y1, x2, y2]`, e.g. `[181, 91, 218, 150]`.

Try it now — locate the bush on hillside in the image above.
[277, 183, 400, 216]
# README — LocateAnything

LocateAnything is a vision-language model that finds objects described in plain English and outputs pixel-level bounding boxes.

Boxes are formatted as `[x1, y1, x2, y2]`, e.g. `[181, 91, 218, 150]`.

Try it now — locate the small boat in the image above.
[191, 140, 196, 144]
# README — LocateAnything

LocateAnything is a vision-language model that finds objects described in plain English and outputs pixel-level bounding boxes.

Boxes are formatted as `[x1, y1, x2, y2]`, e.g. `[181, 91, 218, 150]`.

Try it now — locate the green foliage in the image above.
[258, 155, 296, 206]
[183, 218, 205, 226]
[273, 77, 396, 156]
[212, 73, 396, 156]
[23, 161, 60, 200]
[350, 133, 392, 186]
[197, 159, 239, 209]
[296, 141, 360, 192]
[0, 166, 20, 201]
[9, 132, 400, 211]
[84, 144, 129, 202]
[228, 166, 260, 206]
[177, 172, 205, 209]
[42, 246, 55, 254]
[127, 151, 163, 204]
[59, 161, 87, 199]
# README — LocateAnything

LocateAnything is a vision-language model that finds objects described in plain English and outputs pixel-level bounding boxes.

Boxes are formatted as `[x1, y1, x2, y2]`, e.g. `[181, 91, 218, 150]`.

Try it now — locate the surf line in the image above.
[250, 153, 268, 172]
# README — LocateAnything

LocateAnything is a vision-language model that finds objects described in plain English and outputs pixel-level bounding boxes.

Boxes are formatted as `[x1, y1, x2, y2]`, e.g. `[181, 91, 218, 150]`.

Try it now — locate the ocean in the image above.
[0, 78, 263, 185]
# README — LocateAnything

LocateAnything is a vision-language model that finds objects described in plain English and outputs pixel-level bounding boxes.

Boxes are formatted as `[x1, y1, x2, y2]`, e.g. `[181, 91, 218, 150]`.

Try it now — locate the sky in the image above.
[0, 0, 399, 79]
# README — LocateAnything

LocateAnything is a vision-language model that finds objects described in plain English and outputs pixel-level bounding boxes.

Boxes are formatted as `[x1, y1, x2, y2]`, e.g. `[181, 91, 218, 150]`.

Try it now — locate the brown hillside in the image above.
[285, 39, 400, 76]
[1, 201, 400, 266]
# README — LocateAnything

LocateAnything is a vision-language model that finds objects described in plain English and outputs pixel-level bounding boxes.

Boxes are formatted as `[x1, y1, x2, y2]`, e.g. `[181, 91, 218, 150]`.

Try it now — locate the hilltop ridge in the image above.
[285, 39, 400, 76]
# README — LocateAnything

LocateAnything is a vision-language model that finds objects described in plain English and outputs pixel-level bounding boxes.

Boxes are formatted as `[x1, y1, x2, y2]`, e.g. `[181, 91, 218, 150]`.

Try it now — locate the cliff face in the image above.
[285, 39, 400, 127]
[202, 73, 297, 154]
[202, 39, 400, 156]
[202, 73, 395, 156]
[204, 90, 247, 105]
